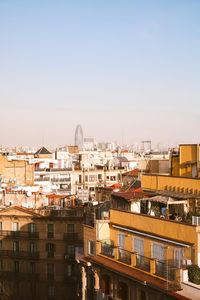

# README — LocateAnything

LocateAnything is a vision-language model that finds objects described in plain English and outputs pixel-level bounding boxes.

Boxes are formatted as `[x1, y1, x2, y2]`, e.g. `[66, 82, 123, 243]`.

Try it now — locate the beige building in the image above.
[0, 206, 83, 300]
[0, 154, 34, 186]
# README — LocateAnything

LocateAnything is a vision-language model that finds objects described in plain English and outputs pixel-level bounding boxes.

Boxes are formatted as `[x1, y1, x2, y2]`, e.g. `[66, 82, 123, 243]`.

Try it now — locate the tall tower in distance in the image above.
[74, 124, 84, 149]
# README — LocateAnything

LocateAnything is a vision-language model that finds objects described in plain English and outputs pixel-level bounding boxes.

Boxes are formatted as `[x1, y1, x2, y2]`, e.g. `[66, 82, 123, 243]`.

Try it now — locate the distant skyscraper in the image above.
[74, 124, 84, 149]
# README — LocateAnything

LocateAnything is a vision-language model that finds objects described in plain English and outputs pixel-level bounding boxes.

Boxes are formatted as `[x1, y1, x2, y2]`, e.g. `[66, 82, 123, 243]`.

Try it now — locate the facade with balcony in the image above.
[0, 206, 83, 300]
[78, 197, 199, 300]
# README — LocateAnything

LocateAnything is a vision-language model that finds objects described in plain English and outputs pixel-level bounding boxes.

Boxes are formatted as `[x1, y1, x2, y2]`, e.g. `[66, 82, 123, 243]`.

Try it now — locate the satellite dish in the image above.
[26, 191, 32, 197]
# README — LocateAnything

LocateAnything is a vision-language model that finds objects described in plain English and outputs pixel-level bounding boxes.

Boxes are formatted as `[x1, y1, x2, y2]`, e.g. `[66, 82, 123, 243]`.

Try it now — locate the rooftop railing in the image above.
[35, 168, 72, 172]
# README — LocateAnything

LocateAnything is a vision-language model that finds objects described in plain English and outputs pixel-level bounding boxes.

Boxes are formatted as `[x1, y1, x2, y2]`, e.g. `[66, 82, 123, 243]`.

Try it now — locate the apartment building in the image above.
[78, 198, 199, 299]
[0, 153, 34, 186]
[141, 144, 200, 220]
[77, 146, 200, 300]
[0, 206, 83, 300]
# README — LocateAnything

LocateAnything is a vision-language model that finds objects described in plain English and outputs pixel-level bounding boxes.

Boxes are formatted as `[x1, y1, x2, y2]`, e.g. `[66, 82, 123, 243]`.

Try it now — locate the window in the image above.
[66, 245, 75, 257]
[140, 290, 146, 300]
[28, 223, 36, 233]
[152, 243, 165, 261]
[174, 248, 184, 267]
[98, 174, 102, 180]
[12, 222, 19, 231]
[13, 261, 19, 273]
[66, 264, 72, 276]
[0, 240, 2, 250]
[67, 224, 75, 233]
[48, 286, 55, 298]
[133, 238, 144, 256]
[118, 233, 125, 249]
[47, 224, 54, 239]
[88, 240, 95, 256]
[134, 238, 144, 266]
[0, 260, 3, 271]
[13, 241, 19, 252]
[47, 263, 54, 280]
[0, 222, 2, 231]
[89, 175, 96, 182]
[46, 243, 55, 258]
[85, 175, 88, 182]
[30, 262, 36, 274]
[29, 242, 37, 253]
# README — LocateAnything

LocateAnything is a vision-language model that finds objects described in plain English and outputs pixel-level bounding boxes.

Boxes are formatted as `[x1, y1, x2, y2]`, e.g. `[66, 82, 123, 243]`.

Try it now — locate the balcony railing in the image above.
[64, 232, 78, 240]
[135, 254, 151, 272]
[0, 250, 39, 258]
[34, 177, 50, 181]
[47, 251, 54, 258]
[50, 209, 83, 218]
[0, 271, 40, 280]
[35, 168, 72, 172]
[0, 230, 39, 239]
[118, 248, 131, 265]
[64, 253, 75, 260]
[155, 260, 176, 281]
[51, 178, 71, 183]
[98, 241, 181, 289]
[101, 243, 114, 258]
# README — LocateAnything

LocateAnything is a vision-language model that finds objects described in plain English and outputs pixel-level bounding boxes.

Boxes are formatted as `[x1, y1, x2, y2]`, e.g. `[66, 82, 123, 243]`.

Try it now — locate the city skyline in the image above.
[0, 0, 199, 147]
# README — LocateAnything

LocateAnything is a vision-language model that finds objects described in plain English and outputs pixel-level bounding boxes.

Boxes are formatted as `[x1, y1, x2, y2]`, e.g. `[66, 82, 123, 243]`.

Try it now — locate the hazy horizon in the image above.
[0, 0, 199, 148]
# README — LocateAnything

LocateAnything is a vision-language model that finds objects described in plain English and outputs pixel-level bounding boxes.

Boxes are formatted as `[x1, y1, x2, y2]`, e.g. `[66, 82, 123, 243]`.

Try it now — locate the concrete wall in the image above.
[141, 174, 200, 193]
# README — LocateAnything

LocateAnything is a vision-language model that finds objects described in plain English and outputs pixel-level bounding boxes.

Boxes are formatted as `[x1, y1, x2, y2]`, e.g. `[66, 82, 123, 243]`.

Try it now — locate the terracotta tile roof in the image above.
[0, 206, 42, 217]
[47, 193, 68, 199]
[107, 183, 122, 190]
[112, 188, 146, 201]
[122, 169, 140, 177]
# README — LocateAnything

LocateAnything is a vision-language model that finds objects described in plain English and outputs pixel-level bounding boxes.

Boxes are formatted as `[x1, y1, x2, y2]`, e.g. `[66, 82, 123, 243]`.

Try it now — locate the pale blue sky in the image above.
[0, 0, 199, 147]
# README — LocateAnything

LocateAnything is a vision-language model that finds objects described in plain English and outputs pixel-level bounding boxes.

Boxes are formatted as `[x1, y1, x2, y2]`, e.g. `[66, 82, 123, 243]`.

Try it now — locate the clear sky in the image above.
[0, 0, 199, 148]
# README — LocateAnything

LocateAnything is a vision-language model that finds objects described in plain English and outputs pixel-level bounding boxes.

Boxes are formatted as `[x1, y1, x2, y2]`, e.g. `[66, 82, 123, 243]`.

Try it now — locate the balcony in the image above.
[35, 168, 72, 172]
[135, 254, 151, 272]
[101, 243, 115, 258]
[50, 209, 83, 218]
[64, 274, 77, 282]
[64, 253, 75, 260]
[34, 177, 50, 181]
[47, 251, 54, 258]
[51, 178, 71, 183]
[155, 260, 176, 281]
[97, 242, 180, 289]
[64, 232, 78, 241]
[118, 249, 131, 265]
[0, 230, 39, 239]
[0, 271, 40, 280]
[0, 250, 39, 259]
